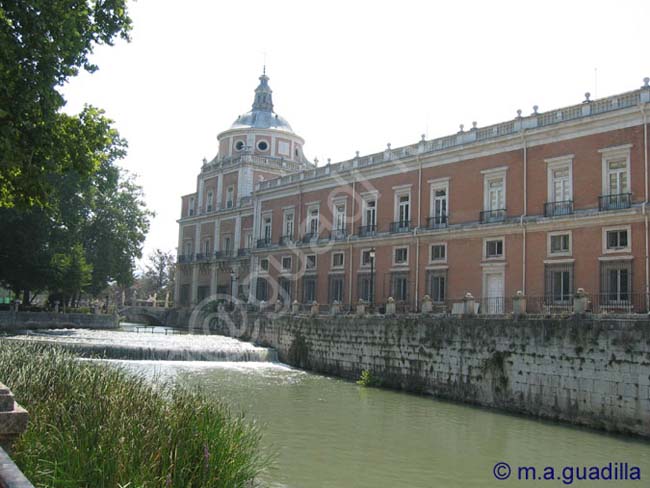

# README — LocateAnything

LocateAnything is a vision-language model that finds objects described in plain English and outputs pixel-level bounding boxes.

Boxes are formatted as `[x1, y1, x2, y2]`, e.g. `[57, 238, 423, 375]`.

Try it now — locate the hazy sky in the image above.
[61, 0, 650, 264]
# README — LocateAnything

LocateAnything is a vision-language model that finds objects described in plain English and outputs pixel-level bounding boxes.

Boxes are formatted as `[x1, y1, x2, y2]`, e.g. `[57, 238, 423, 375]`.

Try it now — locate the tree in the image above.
[49, 244, 92, 306]
[138, 249, 176, 301]
[0, 0, 132, 208]
[0, 107, 152, 301]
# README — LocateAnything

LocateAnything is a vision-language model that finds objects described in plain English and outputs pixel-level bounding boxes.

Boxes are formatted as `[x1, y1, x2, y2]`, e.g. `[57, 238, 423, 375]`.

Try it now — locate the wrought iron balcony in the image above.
[279, 235, 294, 246]
[302, 232, 318, 244]
[544, 200, 574, 217]
[177, 254, 193, 264]
[480, 209, 506, 224]
[256, 238, 272, 249]
[599, 193, 632, 211]
[389, 221, 411, 234]
[426, 215, 448, 229]
[329, 228, 348, 241]
[237, 248, 251, 257]
[214, 250, 233, 259]
[195, 253, 210, 262]
[357, 224, 377, 237]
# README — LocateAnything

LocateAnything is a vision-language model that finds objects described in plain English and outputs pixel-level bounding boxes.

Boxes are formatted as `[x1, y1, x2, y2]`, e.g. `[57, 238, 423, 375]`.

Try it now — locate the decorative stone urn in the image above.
[356, 299, 366, 316]
[331, 300, 340, 316]
[310, 301, 319, 317]
[574, 288, 588, 314]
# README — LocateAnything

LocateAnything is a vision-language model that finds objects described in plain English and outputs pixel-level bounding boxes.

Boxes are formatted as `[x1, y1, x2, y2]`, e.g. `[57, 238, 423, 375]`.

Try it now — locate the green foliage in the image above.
[137, 249, 176, 300]
[0, 0, 132, 208]
[0, 107, 152, 300]
[0, 341, 271, 487]
[50, 244, 92, 304]
[356, 369, 380, 387]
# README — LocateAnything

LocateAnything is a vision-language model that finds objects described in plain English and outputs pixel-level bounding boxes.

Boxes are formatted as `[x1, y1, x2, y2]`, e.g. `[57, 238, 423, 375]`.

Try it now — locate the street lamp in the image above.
[369, 248, 376, 306]
[230, 270, 236, 298]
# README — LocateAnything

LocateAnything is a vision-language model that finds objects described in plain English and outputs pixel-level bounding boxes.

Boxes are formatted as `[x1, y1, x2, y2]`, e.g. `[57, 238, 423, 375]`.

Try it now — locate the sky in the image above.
[60, 0, 650, 264]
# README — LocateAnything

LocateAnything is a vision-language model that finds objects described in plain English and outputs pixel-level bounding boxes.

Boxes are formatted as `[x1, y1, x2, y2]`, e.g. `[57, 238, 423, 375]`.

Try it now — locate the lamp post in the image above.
[230, 270, 236, 298]
[369, 248, 376, 306]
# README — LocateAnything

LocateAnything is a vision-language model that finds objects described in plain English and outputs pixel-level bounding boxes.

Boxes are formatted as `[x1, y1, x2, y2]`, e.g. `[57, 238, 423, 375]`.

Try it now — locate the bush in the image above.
[0, 341, 271, 487]
[356, 369, 380, 387]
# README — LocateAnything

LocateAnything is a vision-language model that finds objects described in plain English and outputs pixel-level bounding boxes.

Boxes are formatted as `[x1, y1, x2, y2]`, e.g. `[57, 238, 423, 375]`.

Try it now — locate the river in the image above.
[7, 325, 650, 487]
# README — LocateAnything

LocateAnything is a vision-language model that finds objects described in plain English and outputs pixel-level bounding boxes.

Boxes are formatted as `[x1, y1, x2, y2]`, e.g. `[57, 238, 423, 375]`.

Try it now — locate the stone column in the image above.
[210, 262, 218, 297]
[191, 265, 199, 305]
[0, 383, 28, 454]
[234, 215, 242, 252]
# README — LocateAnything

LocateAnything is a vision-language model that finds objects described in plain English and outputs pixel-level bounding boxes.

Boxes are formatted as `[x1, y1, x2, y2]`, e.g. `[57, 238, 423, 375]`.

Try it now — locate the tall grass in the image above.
[0, 340, 272, 487]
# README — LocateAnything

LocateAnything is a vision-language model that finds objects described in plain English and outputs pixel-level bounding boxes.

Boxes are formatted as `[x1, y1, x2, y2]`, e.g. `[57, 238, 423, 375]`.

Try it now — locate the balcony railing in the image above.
[357, 224, 377, 237]
[480, 209, 506, 224]
[544, 200, 574, 217]
[329, 228, 348, 241]
[238, 248, 251, 257]
[279, 235, 294, 246]
[389, 221, 412, 234]
[256, 238, 271, 249]
[426, 215, 448, 229]
[195, 253, 210, 262]
[302, 232, 318, 244]
[177, 254, 193, 264]
[599, 193, 632, 211]
[214, 250, 233, 259]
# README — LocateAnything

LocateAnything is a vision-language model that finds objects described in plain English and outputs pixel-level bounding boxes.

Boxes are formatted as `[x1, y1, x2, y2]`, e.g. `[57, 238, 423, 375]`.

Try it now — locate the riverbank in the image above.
[208, 313, 650, 438]
[0, 341, 270, 487]
[0, 311, 118, 331]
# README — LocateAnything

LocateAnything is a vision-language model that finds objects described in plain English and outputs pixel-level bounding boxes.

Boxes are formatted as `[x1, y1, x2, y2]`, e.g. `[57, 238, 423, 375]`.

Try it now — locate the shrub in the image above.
[356, 369, 380, 387]
[0, 341, 271, 487]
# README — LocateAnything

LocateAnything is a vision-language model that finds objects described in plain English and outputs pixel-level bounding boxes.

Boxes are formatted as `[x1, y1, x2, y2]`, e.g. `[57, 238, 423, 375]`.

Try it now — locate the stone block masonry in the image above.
[217, 314, 650, 437]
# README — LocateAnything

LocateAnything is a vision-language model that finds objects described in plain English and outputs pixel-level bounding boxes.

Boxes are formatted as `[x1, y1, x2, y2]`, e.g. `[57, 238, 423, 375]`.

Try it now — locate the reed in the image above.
[0, 340, 272, 487]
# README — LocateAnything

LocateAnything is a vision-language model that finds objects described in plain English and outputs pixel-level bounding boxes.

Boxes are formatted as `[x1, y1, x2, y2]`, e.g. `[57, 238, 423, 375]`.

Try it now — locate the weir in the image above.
[2, 329, 277, 363]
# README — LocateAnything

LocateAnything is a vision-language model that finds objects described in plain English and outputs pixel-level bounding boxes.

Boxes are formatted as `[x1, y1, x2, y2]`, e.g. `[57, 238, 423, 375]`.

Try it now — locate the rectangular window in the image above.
[607, 160, 629, 195]
[282, 256, 292, 271]
[332, 252, 344, 268]
[184, 241, 193, 257]
[226, 186, 234, 208]
[179, 284, 190, 306]
[545, 264, 573, 303]
[260, 258, 269, 272]
[551, 167, 571, 202]
[256, 278, 268, 301]
[431, 186, 448, 226]
[278, 277, 292, 302]
[361, 249, 375, 267]
[600, 261, 632, 305]
[308, 208, 319, 236]
[486, 178, 504, 210]
[397, 193, 410, 223]
[426, 270, 447, 303]
[189, 197, 195, 216]
[204, 239, 211, 255]
[430, 243, 446, 262]
[363, 199, 376, 227]
[329, 276, 344, 303]
[223, 236, 231, 253]
[606, 229, 628, 250]
[394, 247, 408, 265]
[283, 211, 294, 238]
[358, 274, 374, 303]
[206, 191, 213, 212]
[306, 254, 317, 270]
[263, 216, 272, 242]
[485, 238, 504, 259]
[303, 277, 317, 303]
[334, 203, 346, 230]
[391, 273, 409, 301]
[550, 233, 570, 254]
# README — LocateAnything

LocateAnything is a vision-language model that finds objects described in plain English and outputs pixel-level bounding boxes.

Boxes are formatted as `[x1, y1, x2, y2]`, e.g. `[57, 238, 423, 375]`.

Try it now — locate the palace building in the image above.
[176, 73, 650, 314]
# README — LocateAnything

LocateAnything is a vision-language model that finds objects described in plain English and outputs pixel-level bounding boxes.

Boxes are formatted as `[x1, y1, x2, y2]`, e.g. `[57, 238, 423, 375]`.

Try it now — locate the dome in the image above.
[230, 110, 294, 133]
[229, 71, 296, 134]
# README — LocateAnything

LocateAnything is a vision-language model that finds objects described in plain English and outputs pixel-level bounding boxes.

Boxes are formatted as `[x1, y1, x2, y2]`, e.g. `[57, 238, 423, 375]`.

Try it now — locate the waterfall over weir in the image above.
[3, 328, 277, 362]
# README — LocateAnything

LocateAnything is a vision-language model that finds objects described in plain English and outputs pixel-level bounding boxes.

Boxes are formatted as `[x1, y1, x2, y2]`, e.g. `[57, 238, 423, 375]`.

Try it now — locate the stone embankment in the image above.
[0, 382, 32, 488]
[211, 313, 650, 438]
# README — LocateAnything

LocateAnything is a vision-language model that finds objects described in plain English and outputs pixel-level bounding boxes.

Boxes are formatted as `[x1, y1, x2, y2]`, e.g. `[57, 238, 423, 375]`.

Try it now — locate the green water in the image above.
[119, 360, 650, 488]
